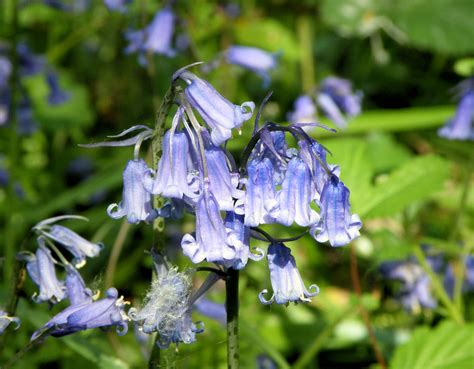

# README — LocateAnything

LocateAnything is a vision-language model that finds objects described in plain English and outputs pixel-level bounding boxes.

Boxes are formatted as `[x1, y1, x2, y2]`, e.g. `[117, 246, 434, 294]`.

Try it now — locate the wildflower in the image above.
[104, 0, 130, 12]
[31, 288, 129, 340]
[42, 225, 102, 268]
[380, 260, 437, 312]
[235, 157, 279, 227]
[65, 265, 93, 305]
[225, 46, 279, 86]
[438, 82, 474, 140]
[107, 159, 158, 224]
[259, 242, 319, 305]
[143, 129, 200, 200]
[203, 136, 243, 211]
[0, 311, 20, 334]
[317, 77, 362, 128]
[310, 175, 361, 247]
[46, 71, 70, 105]
[287, 95, 317, 124]
[129, 267, 203, 347]
[444, 255, 474, 296]
[19, 239, 66, 304]
[179, 71, 255, 145]
[224, 211, 264, 270]
[181, 187, 240, 265]
[276, 156, 319, 227]
[17, 98, 38, 135]
[125, 7, 176, 58]
[194, 298, 226, 325]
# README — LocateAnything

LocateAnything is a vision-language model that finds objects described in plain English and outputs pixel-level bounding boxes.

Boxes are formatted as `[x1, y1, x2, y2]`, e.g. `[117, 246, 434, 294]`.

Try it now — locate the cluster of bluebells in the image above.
[0, 43, 69, 134]
[437, 77, 474, 141]
[14, 216, 129, 340]
[288, 76, 362, 129]
[380, 248, 474, 313]
[93, 66, 361, 329]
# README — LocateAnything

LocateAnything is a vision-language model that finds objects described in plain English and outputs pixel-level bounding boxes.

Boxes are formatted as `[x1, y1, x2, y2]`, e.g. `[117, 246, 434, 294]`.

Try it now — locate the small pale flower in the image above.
[235, 157, 279, 227]
[259, 242, 319, 305]
[179, 71, 255, 145]
[104, 0, 130, 12]
[319, 77, 362, 117]
[108, 159, 158, 224]
[66, 265, 93, 305]
[438, 85, 474, 140]
[310, 175, 361, 247]
[46, 71, 70, 105]
[287, 95, 317, 124]
[0, 311, 20, 334]
[225, 45, 279, 86]
[276, 156, 319, 227]
[143, 129, 199, 199]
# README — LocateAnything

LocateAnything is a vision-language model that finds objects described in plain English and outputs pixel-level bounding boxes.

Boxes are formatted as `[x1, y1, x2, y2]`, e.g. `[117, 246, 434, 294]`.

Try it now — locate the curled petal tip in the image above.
[258, 289, 274, 305]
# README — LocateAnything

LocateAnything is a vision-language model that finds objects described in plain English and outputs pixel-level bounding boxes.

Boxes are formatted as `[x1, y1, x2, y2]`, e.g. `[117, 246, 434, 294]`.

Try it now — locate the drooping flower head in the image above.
[194, 297, 226, 325]
[31, 287, 129, 340]
[225, 45, 279, 86]
[310, 175, 361, 247]
[65, 265, 94, 305]
[46, 71, 70, 105]
[179, 71, 255, 145]
[259, 242, 319, 305]
[143, 125, 200, 200]
[108, 159, 158, 224]
[19, 238, 67, 304]
[276, 155, 319, 227]
[287, 95, 317, 124]
[104, 0, 130, 12]
[319, 77, 362, 117]
[235, 157, 279, 227]
[0, 311, 20, 334]
[181, 186, 241, 266]
[125, 7, 176, 59]
[438, 80, 474, 140]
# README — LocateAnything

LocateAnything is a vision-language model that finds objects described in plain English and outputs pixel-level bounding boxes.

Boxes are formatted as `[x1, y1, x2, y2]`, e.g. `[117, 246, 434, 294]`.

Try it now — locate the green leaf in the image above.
[454, 58, 474, 77]
[390, 321, 474, 369]
[388, 0, 474, 55]
[358, 154, 451, 218]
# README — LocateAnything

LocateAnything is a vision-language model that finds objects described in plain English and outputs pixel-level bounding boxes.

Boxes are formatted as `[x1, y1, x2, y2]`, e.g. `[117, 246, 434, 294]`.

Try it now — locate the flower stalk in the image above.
[226, 268, 240, 369]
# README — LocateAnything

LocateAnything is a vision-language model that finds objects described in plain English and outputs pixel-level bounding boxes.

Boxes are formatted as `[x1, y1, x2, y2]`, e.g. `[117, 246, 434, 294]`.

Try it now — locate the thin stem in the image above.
[105, 220, 131, 288]
[226, 268, 240, 369]
[349, 244, 387, 369]
[413, 244, 464, 324]
[292, 306, 357, 369]
[454, 243, 472, 312]
[296, 15, 315, 94]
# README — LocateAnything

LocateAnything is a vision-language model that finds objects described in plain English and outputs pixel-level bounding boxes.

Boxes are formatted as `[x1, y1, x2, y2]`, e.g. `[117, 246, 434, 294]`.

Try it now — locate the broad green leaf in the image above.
[388, 0, 474, 55]
[390, 320, 474, 369]
[365, 133, 412, 173]
[358, 154, 451, 218]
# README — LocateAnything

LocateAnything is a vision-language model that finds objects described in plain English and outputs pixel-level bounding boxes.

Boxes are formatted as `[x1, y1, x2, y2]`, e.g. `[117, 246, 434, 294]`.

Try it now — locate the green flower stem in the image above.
[413, 244, 464, 325]
[226, 268, 240, 369]
[297, 15, 315, 94]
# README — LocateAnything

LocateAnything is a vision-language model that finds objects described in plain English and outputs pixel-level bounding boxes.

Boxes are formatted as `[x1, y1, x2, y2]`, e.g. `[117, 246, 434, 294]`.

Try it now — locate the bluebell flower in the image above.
[310, 175, 361, 247]
[287, 95, 317, 124]
[104, 0, 130, 12]
[323, 77, 362, 116]
[17, 44, 44, 77]
[17, 98, 38, 135]
[46, 71, 70, 105]
[380, 260, 437, 312]
[259, 243, 319, 305]
[235, 157, 279, 227]
[0, 56, 11, 89]
[249, 130, 288, 185]
[224, 211, 264, 270]
[144, 129, 199, 200]
[107, 159, 158, 224]
[203, 138, 243, 211]
[194, 298, 226, 325]
[225, 46, 279, 86]
[179, 71, 255, 145]
[66, 265, 93, 305]
[129, 267, 203, 347]
[181, 187, 242, 266]
[125, 7, 176, 58]
[276, 156, 319, 227]
[31, 287, 129, 340]
[0, 311, 20, 334]
[42, 225, 102, 268]
[438, 84, 474, 140]
[444, 255, 474, 297]
[19, 239, 66, 304]
[257, 355, 277, 369]
[316, 92, 347, 128]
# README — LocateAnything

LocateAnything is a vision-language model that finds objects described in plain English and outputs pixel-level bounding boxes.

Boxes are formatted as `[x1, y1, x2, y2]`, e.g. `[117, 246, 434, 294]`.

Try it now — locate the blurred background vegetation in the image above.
[0, 0, 473, 368]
